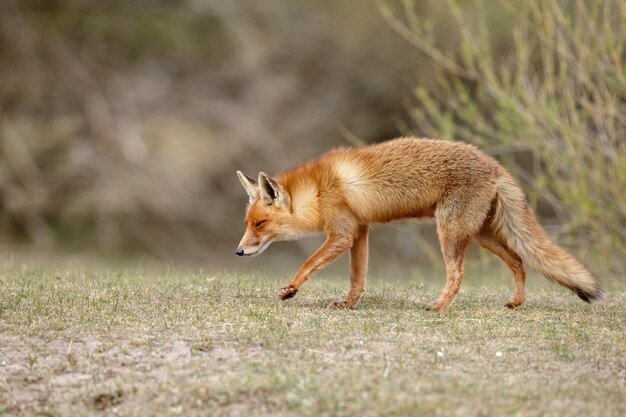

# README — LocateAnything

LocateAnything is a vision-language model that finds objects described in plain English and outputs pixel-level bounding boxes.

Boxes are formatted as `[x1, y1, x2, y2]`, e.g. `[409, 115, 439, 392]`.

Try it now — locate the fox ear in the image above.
[258, 172, 290, 207]
[237, 170, 258, 201]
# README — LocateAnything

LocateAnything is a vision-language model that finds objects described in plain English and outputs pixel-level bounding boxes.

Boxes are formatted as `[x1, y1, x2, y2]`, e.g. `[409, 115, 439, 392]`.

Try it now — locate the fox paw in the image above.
[505, 300, 523, 309]
[328, 300, 349, 309]
[278, 286, 298, 300]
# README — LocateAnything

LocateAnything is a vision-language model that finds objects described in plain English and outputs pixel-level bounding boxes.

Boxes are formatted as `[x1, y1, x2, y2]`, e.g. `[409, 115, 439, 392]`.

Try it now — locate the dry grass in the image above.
[0, 266, 624, 417]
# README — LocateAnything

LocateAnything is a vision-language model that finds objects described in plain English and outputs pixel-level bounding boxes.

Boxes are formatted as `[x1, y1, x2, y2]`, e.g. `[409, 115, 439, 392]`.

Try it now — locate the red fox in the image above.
[235, 137, 603, 310]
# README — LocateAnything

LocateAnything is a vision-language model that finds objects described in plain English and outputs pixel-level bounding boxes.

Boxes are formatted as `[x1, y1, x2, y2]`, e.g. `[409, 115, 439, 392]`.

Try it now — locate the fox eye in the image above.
[254, 220, 267, 228]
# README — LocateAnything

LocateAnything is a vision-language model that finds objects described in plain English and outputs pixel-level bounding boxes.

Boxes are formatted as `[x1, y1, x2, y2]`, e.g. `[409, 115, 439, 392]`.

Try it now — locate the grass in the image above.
[0, 265, 624, 417]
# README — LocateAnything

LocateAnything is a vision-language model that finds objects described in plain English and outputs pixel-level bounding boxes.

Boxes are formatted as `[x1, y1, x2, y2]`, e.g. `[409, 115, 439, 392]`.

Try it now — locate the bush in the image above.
[380, 0, 626, 273]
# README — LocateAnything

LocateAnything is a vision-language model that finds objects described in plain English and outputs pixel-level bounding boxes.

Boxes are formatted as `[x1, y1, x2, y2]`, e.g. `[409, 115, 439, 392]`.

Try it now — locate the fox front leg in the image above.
[278, 234, 354, 300]
[328, 225, 368, 308]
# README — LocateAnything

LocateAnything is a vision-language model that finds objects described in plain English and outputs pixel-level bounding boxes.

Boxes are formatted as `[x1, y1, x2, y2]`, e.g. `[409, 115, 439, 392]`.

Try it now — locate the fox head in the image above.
[235, 171, 299, 257]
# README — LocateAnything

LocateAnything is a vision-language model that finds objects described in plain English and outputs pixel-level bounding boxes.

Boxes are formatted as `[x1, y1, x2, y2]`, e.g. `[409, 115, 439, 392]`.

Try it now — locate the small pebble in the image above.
[437, 351, 444, 357]
[496, 351, 503, 357]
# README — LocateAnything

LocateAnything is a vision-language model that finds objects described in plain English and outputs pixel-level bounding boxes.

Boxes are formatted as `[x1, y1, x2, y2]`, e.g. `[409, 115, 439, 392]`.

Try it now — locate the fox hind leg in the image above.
[429, 227, 472, 311]
[475, 233, 526, 308]
[429, 192, 494, 311]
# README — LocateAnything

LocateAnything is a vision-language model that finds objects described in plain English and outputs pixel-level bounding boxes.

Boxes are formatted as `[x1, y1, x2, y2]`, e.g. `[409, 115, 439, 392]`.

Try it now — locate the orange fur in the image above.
[236, 137, 603, 310]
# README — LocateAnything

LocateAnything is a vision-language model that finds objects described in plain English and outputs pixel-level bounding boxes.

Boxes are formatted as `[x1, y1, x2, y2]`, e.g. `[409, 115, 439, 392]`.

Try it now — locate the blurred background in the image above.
[0, 0, 624, 280]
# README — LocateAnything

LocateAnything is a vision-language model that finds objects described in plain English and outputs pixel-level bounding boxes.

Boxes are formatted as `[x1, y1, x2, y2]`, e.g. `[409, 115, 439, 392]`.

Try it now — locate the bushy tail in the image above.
[492, 175, 603, 302]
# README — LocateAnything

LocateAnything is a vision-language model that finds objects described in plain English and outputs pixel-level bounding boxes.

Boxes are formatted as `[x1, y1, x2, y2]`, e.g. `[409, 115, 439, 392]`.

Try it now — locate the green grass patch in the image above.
[0, 266, 624, 416]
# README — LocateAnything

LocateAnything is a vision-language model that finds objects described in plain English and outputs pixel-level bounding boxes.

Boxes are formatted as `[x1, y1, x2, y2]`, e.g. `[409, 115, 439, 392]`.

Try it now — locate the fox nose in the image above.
[235, 247, 245, 256]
